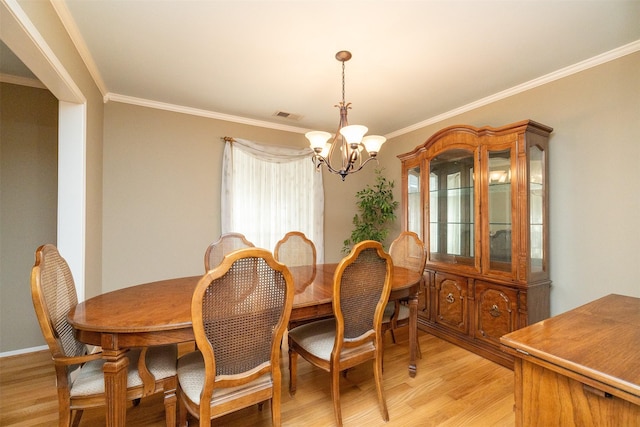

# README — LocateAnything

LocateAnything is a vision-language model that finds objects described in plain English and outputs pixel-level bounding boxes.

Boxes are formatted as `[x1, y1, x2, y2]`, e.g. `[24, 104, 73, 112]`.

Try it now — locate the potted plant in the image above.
[343, 168, 399, 253]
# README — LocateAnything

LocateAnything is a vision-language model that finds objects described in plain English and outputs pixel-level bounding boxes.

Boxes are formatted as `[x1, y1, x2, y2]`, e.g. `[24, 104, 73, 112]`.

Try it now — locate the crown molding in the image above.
[105, 93, 310, 134]
[107, 40, 640, 139]
[1, 0, 84, 103]
[79, 33, 640, 139]
[51, 0, 107, 97]
[0, 72, 45, 89]
[386, 39, 640, 139]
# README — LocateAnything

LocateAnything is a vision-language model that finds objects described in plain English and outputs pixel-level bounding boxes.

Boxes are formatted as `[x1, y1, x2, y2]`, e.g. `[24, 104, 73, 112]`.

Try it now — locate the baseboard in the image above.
[0, 345, 47, 358]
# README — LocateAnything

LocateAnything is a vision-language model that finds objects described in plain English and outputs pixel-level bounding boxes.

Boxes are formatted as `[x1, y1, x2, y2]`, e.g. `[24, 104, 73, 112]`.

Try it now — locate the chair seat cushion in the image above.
[288, 318, 375, 362]
[70, 344, 177, 397]
[382, 302, 410, 323]
[288, 318, 336, 361]
[177, 351, 272, 405]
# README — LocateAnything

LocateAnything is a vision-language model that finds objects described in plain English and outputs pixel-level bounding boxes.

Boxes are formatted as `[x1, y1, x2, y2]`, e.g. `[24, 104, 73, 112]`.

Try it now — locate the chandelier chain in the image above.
[341, 60, 346, 106]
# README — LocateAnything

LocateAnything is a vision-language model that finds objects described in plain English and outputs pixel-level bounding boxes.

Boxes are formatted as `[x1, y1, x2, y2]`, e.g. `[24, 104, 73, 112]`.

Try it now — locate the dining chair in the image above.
[177, 248, 295, 427]
[204, 232, 255, 271]
[382, 231, 426, 357]
[30, 244, 178, 427]
[274, 231, 317, 288]
[288, 240, 393, 427]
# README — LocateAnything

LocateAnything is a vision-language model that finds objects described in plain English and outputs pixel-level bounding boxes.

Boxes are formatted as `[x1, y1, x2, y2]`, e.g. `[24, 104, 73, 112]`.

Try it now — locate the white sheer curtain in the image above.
[221, 138, 324, 262]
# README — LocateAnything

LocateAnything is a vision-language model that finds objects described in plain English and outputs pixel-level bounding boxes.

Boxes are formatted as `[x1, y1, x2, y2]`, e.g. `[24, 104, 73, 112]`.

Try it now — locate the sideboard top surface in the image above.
[501, 294, 640, 398]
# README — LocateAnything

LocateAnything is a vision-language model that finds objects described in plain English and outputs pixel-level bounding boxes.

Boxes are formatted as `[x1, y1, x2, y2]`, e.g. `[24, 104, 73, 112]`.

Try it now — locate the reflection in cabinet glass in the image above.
[429, 149, 475, 266]
[488, 149, 512, 271]
[407, 166, 421, 235]
[530, 146, 544, 274]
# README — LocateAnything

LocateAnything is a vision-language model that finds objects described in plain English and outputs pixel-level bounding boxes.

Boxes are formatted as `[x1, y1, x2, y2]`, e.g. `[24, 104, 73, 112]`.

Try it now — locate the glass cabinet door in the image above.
[487, 149, 512, 272]
[529, 145, 545, 274]
[407, 165, 421, 236]
[428, 149, 475, 266]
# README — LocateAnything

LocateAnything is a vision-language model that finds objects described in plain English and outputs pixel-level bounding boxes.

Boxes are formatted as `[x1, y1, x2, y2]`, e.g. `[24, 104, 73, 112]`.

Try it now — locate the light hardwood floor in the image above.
[0, 329, 515, 426]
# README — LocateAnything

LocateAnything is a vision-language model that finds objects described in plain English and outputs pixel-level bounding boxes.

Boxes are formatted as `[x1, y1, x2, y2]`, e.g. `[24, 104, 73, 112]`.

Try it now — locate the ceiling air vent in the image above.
[273, 111, 302, 121]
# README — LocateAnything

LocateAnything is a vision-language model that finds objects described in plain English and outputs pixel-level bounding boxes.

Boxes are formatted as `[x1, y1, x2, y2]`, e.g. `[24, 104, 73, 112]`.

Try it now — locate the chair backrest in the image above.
[333, 240, 393, 346]
[274, 231, 317, 288]
[204, 232, 255, 271]
[388, 231, 426, 274]
[31, 244, 87, 359]
[192, 247, 294, 391]
[274, 231, 316, 267]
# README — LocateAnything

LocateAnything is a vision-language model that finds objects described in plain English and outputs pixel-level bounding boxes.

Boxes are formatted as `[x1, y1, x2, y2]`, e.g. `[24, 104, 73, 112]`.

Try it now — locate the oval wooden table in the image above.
[68, 263, 421, 427]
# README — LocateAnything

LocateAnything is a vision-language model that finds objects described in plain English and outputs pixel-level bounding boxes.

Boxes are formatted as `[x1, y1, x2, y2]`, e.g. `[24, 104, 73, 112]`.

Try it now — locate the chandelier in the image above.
[306, 51, 386, 181]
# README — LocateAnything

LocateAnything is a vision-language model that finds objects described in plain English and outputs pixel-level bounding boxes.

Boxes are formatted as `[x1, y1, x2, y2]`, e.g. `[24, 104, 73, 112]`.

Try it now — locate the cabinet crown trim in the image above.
[397, 119, 553, 161]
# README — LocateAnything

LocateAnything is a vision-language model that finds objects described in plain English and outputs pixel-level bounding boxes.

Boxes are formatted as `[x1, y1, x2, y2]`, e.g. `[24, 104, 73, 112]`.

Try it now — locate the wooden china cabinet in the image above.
[398, 120, 552, 368]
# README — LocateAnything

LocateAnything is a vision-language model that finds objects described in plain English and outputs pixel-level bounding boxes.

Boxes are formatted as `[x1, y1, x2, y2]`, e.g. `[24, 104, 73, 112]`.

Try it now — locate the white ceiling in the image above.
[4, 1, 640, 137]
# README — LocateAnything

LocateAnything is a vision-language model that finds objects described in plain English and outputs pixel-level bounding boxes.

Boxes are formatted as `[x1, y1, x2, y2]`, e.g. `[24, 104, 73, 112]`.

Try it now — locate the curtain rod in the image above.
[222, 136, 235, 143]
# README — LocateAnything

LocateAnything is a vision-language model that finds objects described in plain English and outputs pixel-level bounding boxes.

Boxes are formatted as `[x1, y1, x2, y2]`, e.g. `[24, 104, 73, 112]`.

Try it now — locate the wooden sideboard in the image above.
[500, 294, 640, 426]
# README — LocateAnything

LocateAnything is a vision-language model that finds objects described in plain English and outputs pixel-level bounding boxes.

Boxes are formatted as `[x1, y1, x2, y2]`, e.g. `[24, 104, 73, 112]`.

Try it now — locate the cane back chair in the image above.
[30, 244, 178, 427]
[177, 248, 294, 426]
[274, 231, 317, 288]
[287, 240, 393, 427]
[382, 231, 426, 357]
[204, 232, 255, 271]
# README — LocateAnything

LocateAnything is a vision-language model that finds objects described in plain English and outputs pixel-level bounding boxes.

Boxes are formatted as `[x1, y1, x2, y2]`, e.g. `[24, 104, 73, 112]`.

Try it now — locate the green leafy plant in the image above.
[343, 168, 399, 253]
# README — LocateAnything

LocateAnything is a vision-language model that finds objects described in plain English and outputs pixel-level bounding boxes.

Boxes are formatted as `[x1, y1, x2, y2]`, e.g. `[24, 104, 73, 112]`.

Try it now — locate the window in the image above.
[221, 138, 324, 261]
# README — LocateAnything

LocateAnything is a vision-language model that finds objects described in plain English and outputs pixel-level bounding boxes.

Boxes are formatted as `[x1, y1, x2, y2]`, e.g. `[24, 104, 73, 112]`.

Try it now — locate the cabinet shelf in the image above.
[430, 221, 475, 226]
[430, 186, 474, 193]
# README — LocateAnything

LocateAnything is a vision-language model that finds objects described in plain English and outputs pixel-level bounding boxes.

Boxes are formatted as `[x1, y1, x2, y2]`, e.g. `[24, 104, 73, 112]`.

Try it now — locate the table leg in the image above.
[102, 348, 129, 427]
[408, 294, 418, 377]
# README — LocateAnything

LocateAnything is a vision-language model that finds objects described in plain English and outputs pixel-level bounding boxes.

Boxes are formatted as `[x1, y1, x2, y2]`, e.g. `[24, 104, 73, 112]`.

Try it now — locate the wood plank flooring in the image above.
[0, 329, 515, 426]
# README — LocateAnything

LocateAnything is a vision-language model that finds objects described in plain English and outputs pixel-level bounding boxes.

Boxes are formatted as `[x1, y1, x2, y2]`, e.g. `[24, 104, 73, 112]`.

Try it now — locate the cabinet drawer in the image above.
[474, 281, 517, 345]
[434, 272, 468, 333]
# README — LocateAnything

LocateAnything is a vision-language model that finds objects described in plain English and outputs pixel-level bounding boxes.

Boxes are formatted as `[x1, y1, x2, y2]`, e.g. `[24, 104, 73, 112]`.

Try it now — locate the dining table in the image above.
[67, 263, 422, 427]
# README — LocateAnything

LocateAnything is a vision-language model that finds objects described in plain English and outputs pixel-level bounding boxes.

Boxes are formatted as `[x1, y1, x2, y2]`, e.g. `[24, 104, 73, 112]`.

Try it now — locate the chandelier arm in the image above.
[316, 151, 378, 180]
[326, 134, 344, 171]
[334, 103, 351, 171]
[348, 147, 359, 165]
[344, 156, 379, 176]
[311, 156, 324, 170]
[313, 154, 349, 177]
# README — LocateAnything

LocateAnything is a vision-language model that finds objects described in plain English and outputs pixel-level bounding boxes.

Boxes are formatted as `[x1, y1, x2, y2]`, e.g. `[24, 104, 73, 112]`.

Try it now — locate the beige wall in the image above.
[16, 0, 106, 300]
[378, 51, 640, 315]
[102, 103, 371, 290]
[0, 0, 104, 353]
[0, 83, 58, 351]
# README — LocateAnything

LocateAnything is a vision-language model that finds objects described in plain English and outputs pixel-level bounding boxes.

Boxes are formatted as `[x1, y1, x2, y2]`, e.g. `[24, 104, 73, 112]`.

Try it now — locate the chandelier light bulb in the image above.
[339, 125, 368, 146]
[362, 135, 386, 155]
[305, 131, 332, 152]
[319, 142, 331, 158]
